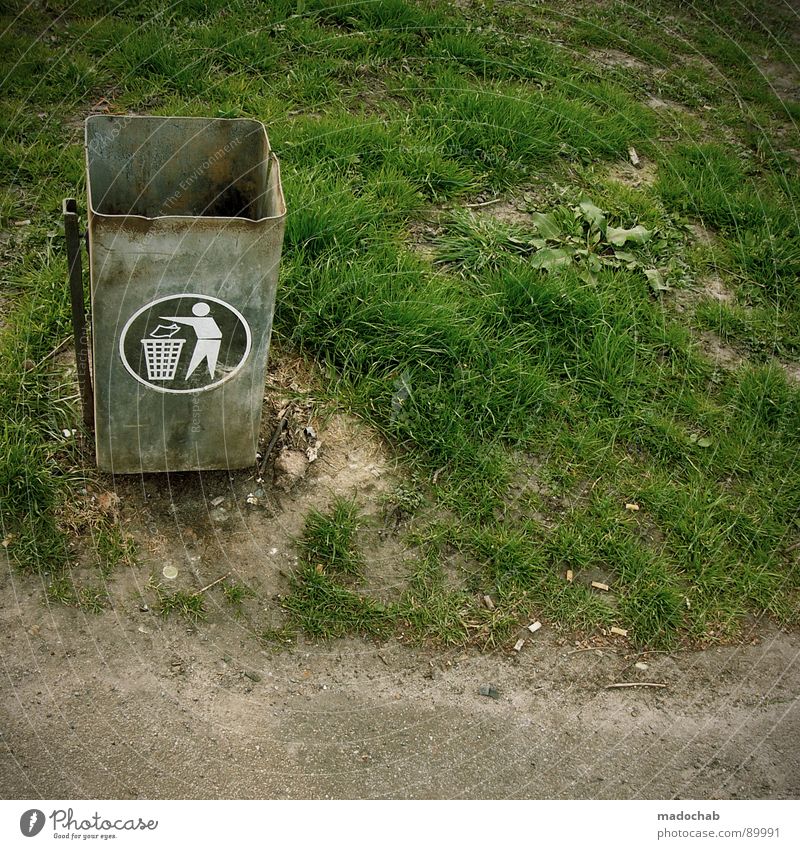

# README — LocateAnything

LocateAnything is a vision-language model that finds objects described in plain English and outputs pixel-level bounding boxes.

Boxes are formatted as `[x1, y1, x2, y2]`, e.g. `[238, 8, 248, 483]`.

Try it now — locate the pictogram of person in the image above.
[160, 302, 222, 379]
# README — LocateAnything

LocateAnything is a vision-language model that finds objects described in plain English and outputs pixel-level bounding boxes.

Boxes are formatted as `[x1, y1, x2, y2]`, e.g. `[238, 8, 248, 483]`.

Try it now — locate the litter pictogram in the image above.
[141, 322, 185, 381]
[119, 293, 251, 394]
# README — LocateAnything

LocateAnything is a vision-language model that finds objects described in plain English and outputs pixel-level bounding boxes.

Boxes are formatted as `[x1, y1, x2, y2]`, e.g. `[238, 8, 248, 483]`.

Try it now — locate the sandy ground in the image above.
[1, 591, 798, 799]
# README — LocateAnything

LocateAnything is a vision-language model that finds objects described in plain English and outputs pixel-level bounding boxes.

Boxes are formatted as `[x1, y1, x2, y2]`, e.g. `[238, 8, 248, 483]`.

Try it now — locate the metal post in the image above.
[63, 198, 94, 429]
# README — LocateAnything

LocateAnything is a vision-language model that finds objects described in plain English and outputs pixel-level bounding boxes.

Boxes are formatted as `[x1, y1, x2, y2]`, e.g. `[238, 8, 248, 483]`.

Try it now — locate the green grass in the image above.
[298, 497, 365, 576]
[2, 0, 799, 649]
[149, 579, 207, 625]
[222, 580, 256, 614]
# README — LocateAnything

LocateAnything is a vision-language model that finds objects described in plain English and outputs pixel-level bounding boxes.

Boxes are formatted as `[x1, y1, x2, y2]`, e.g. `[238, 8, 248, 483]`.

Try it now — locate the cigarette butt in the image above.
[566, 569, 574, 583]
[628, 146, 640, 166]
[528, 621, 542, 633]
[610, 626, 628, 637]
[483, 594, 495, 610]
[591, 581, 609, 591]
[513, 638, 525, 652]
[625, 503, 640, 512]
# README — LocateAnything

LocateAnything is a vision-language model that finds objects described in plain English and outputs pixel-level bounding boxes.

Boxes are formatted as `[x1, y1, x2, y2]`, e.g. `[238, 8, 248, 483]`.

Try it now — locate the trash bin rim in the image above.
[84, 114, 286, 224]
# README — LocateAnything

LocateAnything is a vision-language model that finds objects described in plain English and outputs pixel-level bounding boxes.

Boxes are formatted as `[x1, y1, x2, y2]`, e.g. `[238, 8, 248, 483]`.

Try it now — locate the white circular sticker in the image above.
[119, 293, 252, 394]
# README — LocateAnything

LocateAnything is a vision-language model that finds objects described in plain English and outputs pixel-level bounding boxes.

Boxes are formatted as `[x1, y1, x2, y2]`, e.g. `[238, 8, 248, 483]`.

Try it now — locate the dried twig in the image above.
[567, 647, 619, 655]
[36, 336, 72, 368]
[464, 197, 505, 209]
[259, 412, 289, 474]
[193, 573, 230, 596]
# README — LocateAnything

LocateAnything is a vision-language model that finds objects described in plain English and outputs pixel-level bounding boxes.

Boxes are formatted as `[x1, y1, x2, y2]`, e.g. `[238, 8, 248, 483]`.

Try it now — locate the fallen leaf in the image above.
[530, 246, 573, 270]
[607, 225, 651, 246]
[97, 491, 121, 513]
[578, 199, 607, 231]
[644, 268, 669, 292]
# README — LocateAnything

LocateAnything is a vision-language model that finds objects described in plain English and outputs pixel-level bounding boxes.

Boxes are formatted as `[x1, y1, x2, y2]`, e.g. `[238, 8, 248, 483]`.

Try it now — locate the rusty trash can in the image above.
[67, 115, 286, 473]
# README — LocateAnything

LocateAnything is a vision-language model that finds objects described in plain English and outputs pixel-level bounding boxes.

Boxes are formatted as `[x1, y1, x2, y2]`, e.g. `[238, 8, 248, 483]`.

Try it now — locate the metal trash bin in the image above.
[81, 115, 286, 473]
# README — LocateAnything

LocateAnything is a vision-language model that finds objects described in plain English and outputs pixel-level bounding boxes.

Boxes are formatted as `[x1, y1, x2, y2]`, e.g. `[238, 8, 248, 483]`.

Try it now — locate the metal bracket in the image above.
[63, 198, 94, 429]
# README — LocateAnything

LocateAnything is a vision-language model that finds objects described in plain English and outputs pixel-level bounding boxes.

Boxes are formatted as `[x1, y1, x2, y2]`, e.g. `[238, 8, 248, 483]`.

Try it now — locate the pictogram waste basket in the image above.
[83, 115, 286, 473]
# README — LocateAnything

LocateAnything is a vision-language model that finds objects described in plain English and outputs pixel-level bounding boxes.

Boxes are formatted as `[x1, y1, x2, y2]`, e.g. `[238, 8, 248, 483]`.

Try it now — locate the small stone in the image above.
[635, 662, 649, 671]
[274, 448, 309, 491]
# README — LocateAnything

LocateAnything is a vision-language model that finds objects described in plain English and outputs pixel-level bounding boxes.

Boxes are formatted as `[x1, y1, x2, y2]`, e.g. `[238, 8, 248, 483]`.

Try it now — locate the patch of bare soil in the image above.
[406, 219, 441, 262]
[645, 95, 695, 116]
[670, 272, 736, 315]
[696, 330, 747, 371]
[760, 60, 800, 102]
[605, 157, 658, 189]
[2, 353, 799, 800]
[96, 348, 413, 626]
[589, 48, 652, 73]
[779, 359, 800, 384]
[469, 198, 531, 228]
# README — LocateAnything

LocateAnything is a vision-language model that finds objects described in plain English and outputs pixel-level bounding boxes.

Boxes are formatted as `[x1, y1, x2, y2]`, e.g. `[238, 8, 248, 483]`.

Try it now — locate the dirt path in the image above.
[1, 580, 798, 799]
